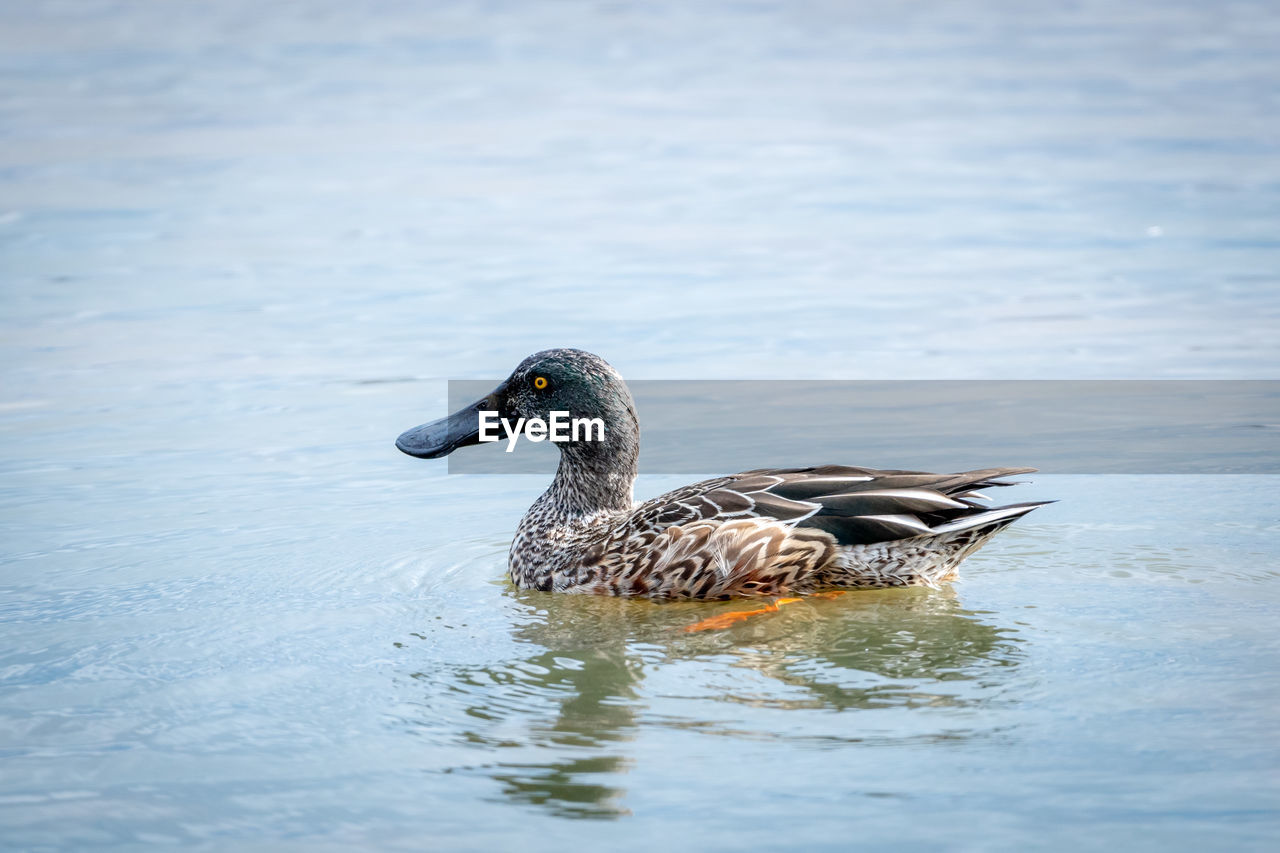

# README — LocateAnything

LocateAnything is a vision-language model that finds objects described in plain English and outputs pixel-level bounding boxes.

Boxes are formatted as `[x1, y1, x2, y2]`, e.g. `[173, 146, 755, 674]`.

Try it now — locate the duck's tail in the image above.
[927, 499, 1054, 535]
[829, 499, 1053, 588]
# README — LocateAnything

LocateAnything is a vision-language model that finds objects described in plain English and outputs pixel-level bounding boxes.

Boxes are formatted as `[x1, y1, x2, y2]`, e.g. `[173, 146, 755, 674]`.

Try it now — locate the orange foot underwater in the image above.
[683, 591, 849, 633]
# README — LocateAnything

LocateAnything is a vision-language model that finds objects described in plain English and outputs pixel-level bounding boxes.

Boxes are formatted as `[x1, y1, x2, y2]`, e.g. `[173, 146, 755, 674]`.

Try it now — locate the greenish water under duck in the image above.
[2, 1, 1280, 849]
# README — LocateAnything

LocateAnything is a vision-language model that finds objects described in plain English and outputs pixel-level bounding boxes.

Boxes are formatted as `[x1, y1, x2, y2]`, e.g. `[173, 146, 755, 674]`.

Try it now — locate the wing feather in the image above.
[629, 466, 1046, 547]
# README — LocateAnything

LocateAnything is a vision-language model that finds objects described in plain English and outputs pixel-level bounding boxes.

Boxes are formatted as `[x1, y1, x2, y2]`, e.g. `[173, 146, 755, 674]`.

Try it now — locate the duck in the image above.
[396, 348, 1049, 600]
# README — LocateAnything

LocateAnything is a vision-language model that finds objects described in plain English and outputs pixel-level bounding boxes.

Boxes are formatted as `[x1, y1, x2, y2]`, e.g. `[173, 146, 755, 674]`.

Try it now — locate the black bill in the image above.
[395, 382, 508, 459]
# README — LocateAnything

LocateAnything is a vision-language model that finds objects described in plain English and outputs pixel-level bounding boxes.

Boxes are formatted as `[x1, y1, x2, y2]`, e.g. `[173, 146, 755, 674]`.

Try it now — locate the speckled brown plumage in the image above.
[509, 462, 1046, 599]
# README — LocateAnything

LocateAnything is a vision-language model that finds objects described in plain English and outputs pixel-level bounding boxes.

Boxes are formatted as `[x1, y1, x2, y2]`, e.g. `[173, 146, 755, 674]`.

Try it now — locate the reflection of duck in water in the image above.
[479, 637, 639, 819]
[510, 586, 1021, 710]
[418, 586, 1021, 819]
[397, 349, 1049, 599]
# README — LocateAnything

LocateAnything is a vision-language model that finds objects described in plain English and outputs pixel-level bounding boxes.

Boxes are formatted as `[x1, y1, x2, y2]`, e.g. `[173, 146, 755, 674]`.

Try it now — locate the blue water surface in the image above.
[1, 1, 1278, 849]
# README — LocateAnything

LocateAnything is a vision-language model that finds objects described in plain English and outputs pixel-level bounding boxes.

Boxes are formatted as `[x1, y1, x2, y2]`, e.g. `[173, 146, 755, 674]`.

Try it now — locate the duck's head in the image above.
[395, 348, 638, 460]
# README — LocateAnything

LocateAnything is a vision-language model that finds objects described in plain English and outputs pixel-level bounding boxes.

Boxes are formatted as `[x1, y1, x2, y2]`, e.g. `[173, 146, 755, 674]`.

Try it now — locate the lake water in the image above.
[2, 1, 1279, 849]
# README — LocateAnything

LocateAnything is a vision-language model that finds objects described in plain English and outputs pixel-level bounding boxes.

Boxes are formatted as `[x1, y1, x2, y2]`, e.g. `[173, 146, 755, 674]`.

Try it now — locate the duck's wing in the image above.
[632, 465, 1046, 545]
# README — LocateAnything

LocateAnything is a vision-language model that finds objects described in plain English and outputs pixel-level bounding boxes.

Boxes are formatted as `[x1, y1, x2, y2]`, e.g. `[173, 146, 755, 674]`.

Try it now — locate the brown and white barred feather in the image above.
[510, 465, 1049, 599]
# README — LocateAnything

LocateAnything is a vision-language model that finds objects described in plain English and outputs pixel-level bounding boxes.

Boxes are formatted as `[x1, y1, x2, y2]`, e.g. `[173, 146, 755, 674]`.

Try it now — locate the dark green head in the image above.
[395, 349, 638, 460]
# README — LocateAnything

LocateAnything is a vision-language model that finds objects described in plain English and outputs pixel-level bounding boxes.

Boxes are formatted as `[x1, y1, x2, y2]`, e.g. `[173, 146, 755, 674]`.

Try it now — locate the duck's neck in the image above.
[510, 395, 639, 590]
[541, 413, 638, 518]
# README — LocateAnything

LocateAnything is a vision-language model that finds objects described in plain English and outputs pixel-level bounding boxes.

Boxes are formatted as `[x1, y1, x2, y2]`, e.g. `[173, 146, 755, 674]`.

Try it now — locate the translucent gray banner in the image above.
[437, 380, 1279, 474]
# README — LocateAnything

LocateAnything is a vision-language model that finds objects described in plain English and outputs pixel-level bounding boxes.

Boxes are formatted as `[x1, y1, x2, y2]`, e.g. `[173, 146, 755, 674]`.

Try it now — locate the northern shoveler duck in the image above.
[396, 349, 1049, 599]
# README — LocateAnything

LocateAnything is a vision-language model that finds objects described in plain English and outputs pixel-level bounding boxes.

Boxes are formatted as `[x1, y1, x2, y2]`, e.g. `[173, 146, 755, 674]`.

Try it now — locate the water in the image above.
[2, 0, 1279, 849]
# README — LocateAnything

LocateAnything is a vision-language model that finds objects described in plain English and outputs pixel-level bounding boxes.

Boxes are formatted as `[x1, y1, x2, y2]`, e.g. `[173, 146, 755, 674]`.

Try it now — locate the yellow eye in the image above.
[533, 376, 548, 390]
